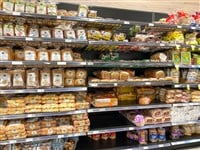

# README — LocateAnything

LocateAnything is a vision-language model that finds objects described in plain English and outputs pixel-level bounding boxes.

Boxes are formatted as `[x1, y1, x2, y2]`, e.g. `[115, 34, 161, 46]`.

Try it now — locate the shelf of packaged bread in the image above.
[88, 80, 173, 88]
[0, 132, 86, 145]
[0, 61, 87, 68]
[0, 110, 87, 120]
[173, 83, 200, 89]
[86, 60, 174, 68]
[87, 104, 171, 113]
[171, 120, 200, 126]
[171, 135, 200, 146]
[173, 102, 200, 107]
[0, 87, 87, 94]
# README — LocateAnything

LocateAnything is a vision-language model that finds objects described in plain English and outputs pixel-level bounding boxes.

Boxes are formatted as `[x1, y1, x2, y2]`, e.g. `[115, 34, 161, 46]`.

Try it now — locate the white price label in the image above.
[174, 84, 180, 88]
[12, 61, 23, 65]
[57, 62, 67, 65]
[158, 144, 164, 147]
[114, 83, 118, 86]
[37, 89, 45, 93]
[143, 146, 149, 149]
[26, 138, 33, 142]
[160, 43, 165, 46]
[65, 39, 72, 42]
[128, 127, 135, 130]
[99, 108, 106, 111]
[148, 23, 154, 27]
[88, 18, 96, 21]
[57, 16, 61, 19]
[91, 83, 98, 87]
[124, 21, 130, 24]
[92, 131, 100, 134]
[25, 37, 33, 41]
[58, 135, 64, 138]
[88, 62, 94, 65]
[27, 114, 36, 118]
[12, 12, 21, 16]
[177, 25, 182, 28]
[9, 140, 17, 144]
[80, 62, 86, 65]
[145, 82, 151, 85]
[191, 26, 196, 30]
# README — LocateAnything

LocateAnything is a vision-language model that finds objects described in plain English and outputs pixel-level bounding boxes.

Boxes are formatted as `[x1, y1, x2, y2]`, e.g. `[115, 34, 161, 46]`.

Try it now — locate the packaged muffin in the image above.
[52, 69, 64, 87]
[25, 1, 35, 13]
[87, 29, 102, 40]
[64, 29, 76, 39]
[24, 46, 36, 61]
[14, 0, 25, 12]
[12, 69, 25, 88]
[14, 49, 24, 60]
[0, 46, 12, 61]
[40, 27, 51, 38]
[26, 68, 39, 88]
[36, 2, 47, 14]
[3, 22, 14, 36]
[53, 26, 64, 39]
[61, 49, 73, 61]
[0, 69, 11, 89]
[2, 0, 14, 12]
[15, 23, 26, 37]
[40, 69, 51, 88]
[78, 5, 88, 17]
[50, 49, 61, 61]
[101, 30, 112, 41]
[28, 25, 39, 37]
[65, 69, 75, 79]
[37, 48, 49, 61]
[76, 69, 87, 79]
[47, 2, 57, 15]
[76, 29, 87, 40]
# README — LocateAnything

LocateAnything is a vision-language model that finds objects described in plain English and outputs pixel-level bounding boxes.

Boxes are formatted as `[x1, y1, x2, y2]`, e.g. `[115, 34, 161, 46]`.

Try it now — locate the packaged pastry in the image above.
[147, 109, 162, 118]
[0, 121, 7, 140]
[149, 128, 158, 143]
[0, 69, 11, 89]
[0, 108, 8, 115]
[53, 26, 64, 39]
[25, 1, 35, 13]
[151, 53, 167, 62]
[2, 0, 14, 12]
[56, 125, 74, 134]
[14, 49, 24, 60]
[40, 127, 57, 136]
[3, 22, 14, 36]
[144, 69, 165, 79]
[41, 117, 57, 128]
[14, 0, 25, 12]
[47, 2, 57, 15]
[72, 113, 88, 120]
[101, 133, 109, 140]
[52, 69, 64, 87]
[78, 5, 88, 17]
[25, 94, 42, 104]
[24, 46, 36, 61]
[64, 79, 75, 87]
[138, 130, 147, 144]
[15, 22, 26, 37]
[56, 116, 71, 125]
[36, 2, 47, 14]
[92, 134, 100, 141]
[88, 10, 97, 18]
[113, 33, 126, 41]
[26, 130, 40, 137]
[119, 71, 129, 80]
[12, 69, 25, 88]
[75, 79, 86, 86]
[73, 52, 82, 61]
[50, 49, 61, 61]
[76, 69, 87, 79]
[181, 125, 192, 136]
[40, 69, 51, 88]
[7, 108, 24, 115]
[28, 25, 39, 37]
[144, 116, 154, 125]
[6, 97, 25, 108]
[139, 96, 152, 105]
[87, 29, 102, 40]
[25, 118, 41, 131]
[76, 29, 87, 40]
[59, 93, 75, 103]
[65, 69, 75, 79]
[157, 128, 166, 142]
[26, 68, 39, 88]
[42, 94, 58, 104]
[61, 49, 73, 61]
[101, 30, 112, 41]
[40, 27, 51, 38]
[37, 48, 49, 61]
[75, 101, 90, 109]
[64, 29, 76, 39]
[109, 132, 116, 139]
[0, 46, 12, 61]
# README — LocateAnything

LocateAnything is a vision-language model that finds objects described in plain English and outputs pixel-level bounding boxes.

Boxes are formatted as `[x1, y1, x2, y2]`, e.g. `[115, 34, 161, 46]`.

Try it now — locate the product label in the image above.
[55, 29, 63, 39]
[0, 50, 8, 60]
[48, 129, 53, 135]
[3, 2, 14, 12]
[29, 124, 36, 130]
[66, 30, 76, 39]
[37, 3, 46, 14]
[47, 5, 57, 15]
[4, 24, 14, 36]
[27, 73, 36, 87]
[25, 51, 36, 60]
[25, 4, 35, 13]
[41, 30, 51, 38]
[77, 30, 86, 40]
[39, 52, 48, 61]
[15, 25, 25, 37]
[13, 72, 24, 87]
[63, 52, 73, 61]
[52, 52, 61, 61]
[41, 73, 51, 87]
[53, 73, 62, 86]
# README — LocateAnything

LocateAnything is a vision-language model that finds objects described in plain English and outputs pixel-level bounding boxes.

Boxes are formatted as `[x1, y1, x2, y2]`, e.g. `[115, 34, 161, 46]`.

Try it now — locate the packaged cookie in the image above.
[53, 26, 64, 39]
[65, 69, 75, 79]
[78, 5, 88, 17]
[50, 49, 61, 61]
[65, 79, 75, 87]
[0, 69, 11, 89]
[14, 49, 24, 60]
[28, 25, 39, 37]
[14, 0, 25, 12]
[15, 22, 26, 37]
[76, 29, 87, 40]
[40, 69, 51, 88]
[61, 48, 73, 61]
[36, 2, 47, 14]
[40, 27, 51, 38]
[52, 69, 64, 87]
[26, 68, 39, 88]
[37, 48, 49, 61]
[47, 2, 57, 15]
[12, 69, 25, 88]
[25, 1, 35, 13]
[0, 46, 12, 61]
[3, 22, 14, 36]
[2, 0, 14, 12]
[76, 69, 87, 79]
[24, 46, 36, 61]
[64, 29, 76, 39]
[6, 96, 25, 108]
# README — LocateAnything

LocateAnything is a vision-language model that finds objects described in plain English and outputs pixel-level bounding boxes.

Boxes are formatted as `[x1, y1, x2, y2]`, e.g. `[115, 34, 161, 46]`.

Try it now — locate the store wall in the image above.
[57, 0, 200, 14]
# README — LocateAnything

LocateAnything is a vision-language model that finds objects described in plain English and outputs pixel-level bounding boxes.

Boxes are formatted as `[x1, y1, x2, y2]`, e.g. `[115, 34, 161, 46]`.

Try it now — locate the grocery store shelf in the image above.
[173, 103, 200, 107]
[88, 81, 173, 88]
[178, 64, 200, 69]
[173, 83, 200, 89]
[171, 135, 200, 146]
[0, 132, 86, 145]
[0, 110, 87, 120]
[0, 61, 87, 68]
[88, 103, 171, 113]
[0, 87, 87, 94]
[86, 60, 174, 68]
[171, 120, 200, 126]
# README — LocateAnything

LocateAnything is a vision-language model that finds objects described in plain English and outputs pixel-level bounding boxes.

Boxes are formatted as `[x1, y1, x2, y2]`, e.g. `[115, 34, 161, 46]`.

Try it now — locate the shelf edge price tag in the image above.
[187, 84, 190, 90]
[174, 84, 180, 88]
[113, 83, 118, 86]
[65, 39, 72, 43]
[92, 131, 100, 134]
[27, 114, 36, 118]
[175, 44, 181, 50]
[158, 144, 164, 147]
[12, 12, 21, 16]
[58, 135, 64, 138]
[25, 37, 33, 41]
[191, 26, 196, 30]
[191, 45, 195, 51]
[177, 25, 182, 29]
[88, 62, 94, 66]
[175, 65, 179, 71]
[160, 43, 165, 47]
[143, 146, 149, 150]
[148, 23, 154, 27]
[26, 138, 33, 142]
[57, 16, 61, 19]
[57, 62, 67, 65]
[12, 61, 23, 65]
[88, 18, 96, 22]
[91, 83, 98, 87]
[9, 140, 17, 144]
[128, 127, 134, 130]
[37, 89, 45, 93]
[145, 82, 151, 85]
[124, 21, 130, 24]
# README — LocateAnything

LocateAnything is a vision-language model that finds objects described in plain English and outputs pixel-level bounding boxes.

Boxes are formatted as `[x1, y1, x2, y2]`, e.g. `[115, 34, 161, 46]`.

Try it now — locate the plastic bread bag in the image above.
[3, 22, 14, 36]
[25, 0, 35, 13]
[0, 69, 11, 89]
[40, 69, 51, 88]
[36, 1, 47, 14]
[24, 46, 36, 61]
[52, 69, 64, 87]
[26, 68, 39, 88]
[37, 48, 49, 61]
[14, 0, 25, 12]
[50, 49, 61, 61]
[47, 2, 57, 15]
[2, 0, 14, 12]
[12, 69, 25, 88]
[0, 46, 12, 61]
[53, 26, 64, 39]
[61, 48, 73, 61]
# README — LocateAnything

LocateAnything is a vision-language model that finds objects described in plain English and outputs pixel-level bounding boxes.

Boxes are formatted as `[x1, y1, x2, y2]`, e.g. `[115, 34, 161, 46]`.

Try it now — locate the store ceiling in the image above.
[58, 0, 200, 14]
